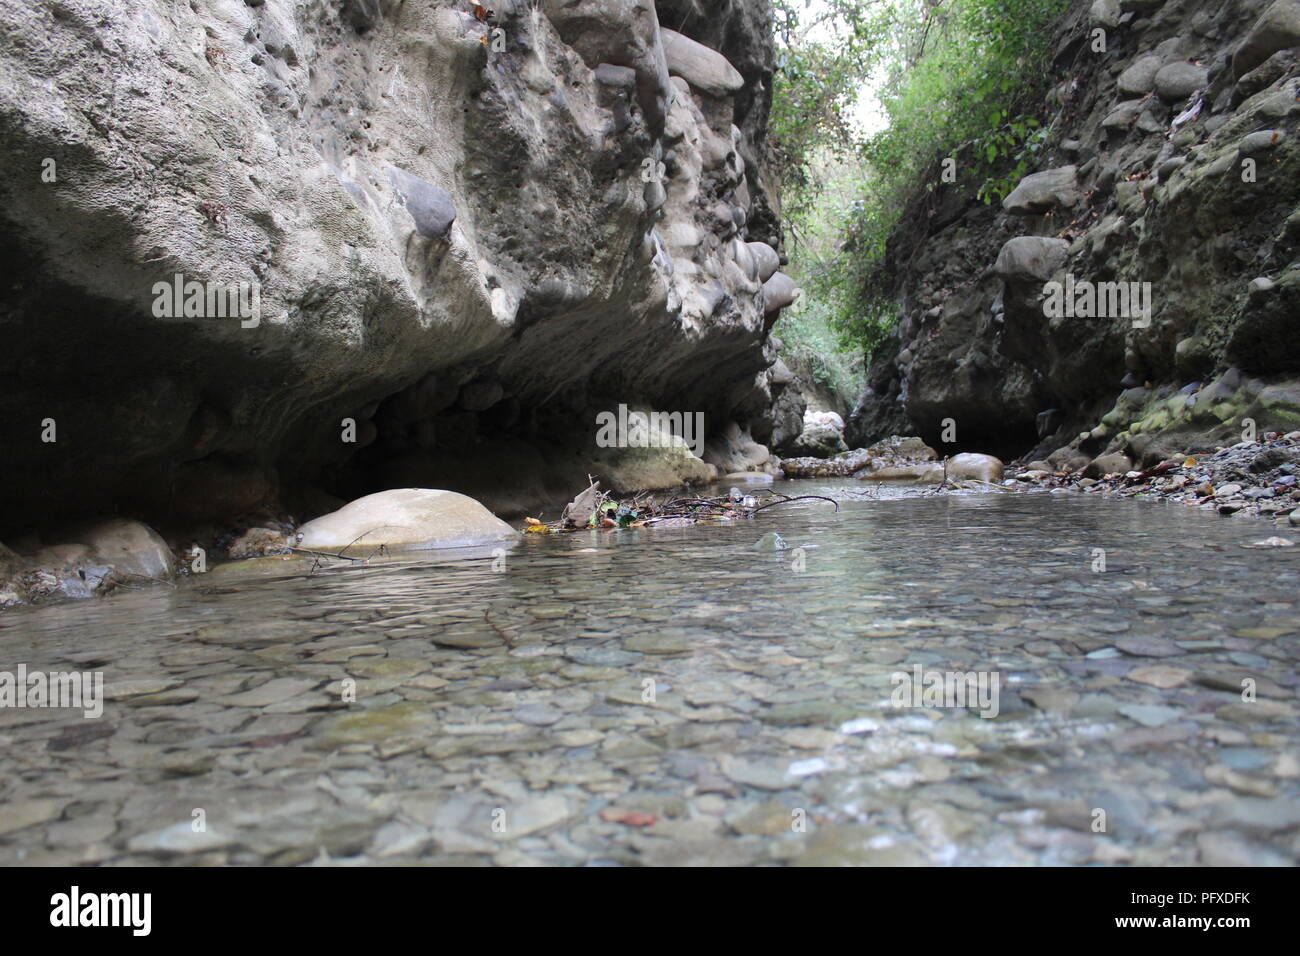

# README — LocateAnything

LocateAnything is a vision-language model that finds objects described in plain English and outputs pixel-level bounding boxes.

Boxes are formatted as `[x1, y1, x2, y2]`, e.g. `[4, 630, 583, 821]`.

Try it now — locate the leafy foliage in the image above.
[769, 0, 888, 220]
[769, 0, 1069, 362]
[772, 295, 867, 401]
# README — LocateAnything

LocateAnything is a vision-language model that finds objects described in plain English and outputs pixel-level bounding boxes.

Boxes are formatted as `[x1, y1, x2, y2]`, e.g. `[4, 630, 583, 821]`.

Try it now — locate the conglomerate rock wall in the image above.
[850, 0, 1300, 469]
[0, 0, 791, 532]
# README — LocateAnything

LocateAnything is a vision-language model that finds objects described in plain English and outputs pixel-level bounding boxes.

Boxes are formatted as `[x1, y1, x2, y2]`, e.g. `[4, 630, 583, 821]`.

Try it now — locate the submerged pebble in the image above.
[0, 481, 1295, 867]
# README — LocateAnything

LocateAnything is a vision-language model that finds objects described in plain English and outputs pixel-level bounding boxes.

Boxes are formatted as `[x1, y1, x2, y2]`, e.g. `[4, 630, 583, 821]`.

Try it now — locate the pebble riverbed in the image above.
[1, 481, 1297, 866]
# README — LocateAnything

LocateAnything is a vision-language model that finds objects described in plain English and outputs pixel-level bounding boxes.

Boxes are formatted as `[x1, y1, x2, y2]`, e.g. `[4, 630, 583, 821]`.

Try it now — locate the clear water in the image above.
[1, 481, 1297, 865]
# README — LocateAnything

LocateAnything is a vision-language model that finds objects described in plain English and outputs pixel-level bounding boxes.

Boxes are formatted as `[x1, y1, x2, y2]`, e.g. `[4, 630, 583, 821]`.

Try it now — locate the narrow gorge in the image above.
[1, 0, 793, 540]
[0, 0, 1297, 876]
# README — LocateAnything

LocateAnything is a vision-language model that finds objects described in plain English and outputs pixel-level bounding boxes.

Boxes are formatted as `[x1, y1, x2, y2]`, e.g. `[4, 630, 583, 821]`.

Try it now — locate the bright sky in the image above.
[797, 0, 889, 136]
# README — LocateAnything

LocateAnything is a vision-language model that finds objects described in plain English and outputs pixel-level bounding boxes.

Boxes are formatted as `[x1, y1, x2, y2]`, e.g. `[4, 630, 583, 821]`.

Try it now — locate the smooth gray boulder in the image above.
[748, 241, 781, 282]
[945, 453, 1004, 483]
[1234, 0, 1300, 77]
[787, 411, 848, 459]
[73, 519, 176, 580]
[1086, 452, 1133, 478]
[296, 489, 518, 552]
[1154, 62, 1207, 101]
[1090, 0, 1121, 28]
[27, 519, 176, 583]
[660, 29, 744, 97]
[1102, 99, 1145, 129]
[1002, 166, 1079, 215]
[762, 272, 798, 313]
[993, 237, 1071, 282]
[1239, 130, 1286, 154]
[387, 167, 456, 240]
[1117, 55, 1162, 95]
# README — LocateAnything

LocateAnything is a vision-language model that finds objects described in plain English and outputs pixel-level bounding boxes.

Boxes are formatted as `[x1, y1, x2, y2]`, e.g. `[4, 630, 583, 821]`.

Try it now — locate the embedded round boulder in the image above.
[1117, 55, 1161, 95]
[71, 518, 176, 580]
[945, 453, 1005, 483]
[1154, 62, 1207, 102]
[660, 28, 744, 98]
[1233, 0, 1300, 78]
[1001, 166, 1078, 216]
[864, 463, 945, 483]
[747, 241, 781, 282]
[993, 236, 1070, 282]
[762, 272, 799, 313]
[295, 489, 518, 552]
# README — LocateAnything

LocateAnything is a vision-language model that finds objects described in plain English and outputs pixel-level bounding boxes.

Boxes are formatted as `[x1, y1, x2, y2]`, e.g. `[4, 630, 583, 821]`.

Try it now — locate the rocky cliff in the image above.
[0, 0, 790, 535]
[850, 0, 1300, 472]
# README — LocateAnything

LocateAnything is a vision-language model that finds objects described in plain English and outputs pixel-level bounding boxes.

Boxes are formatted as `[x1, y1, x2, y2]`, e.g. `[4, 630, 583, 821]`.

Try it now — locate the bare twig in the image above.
[289, 547, 367, 563]
[749, 494, 840, 514]
[483, 608, 514, 649]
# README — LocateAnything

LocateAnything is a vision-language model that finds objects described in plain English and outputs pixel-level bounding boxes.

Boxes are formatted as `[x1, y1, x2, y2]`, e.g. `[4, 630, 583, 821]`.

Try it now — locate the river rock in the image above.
[1086, 452, 1132, 478]
[1090, 0, 1121, 27]
[787, 410, 848, 458]
[1153, 61, 1207, 102]
[1239, 130, 1285, 154]
[597, 411, 717, 493]
[295, 489, 518, 551]
[1234, 0, 1300, 77]
[993, 237, 1071, 282]
[1001, 166, 1078, 215]
[945, 453, 1004, 482]
[37, 518, 177, 581]
[861, 463, 945, 483]
[1117, 55, 1162, 94]
[126, 822, 235, 855]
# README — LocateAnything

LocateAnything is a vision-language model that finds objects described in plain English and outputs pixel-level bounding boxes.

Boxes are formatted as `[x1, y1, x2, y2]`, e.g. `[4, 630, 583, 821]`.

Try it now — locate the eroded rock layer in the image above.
[0, 0, 788, 530]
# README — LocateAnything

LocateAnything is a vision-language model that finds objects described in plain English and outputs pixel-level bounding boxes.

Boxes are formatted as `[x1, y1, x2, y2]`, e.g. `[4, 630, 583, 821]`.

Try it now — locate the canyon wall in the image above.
[0, 0, 790, 533]
[851, 0, 1300, 470]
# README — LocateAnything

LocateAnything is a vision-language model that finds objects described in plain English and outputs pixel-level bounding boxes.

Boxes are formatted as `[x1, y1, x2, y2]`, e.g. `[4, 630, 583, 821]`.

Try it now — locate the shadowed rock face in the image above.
[854, 0, 1300, 465]
[0, 0, 786, 533]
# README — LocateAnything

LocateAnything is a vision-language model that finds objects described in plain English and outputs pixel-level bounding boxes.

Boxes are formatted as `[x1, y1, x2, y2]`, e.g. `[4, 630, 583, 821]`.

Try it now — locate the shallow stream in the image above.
[1, 481, 1297, 865]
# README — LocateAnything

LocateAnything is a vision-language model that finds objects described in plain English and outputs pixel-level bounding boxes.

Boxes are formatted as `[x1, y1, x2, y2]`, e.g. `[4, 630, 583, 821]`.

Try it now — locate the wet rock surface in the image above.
[1, 481, 1296, 866]
[1013, 432, 1300, 529]
[780, 435, 937, 479]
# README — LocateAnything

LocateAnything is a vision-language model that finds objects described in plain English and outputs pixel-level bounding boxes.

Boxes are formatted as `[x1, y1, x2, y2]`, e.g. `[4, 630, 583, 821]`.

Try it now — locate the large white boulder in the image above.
[946, 453, 1005, 483]
[295, 489, 518, 552]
